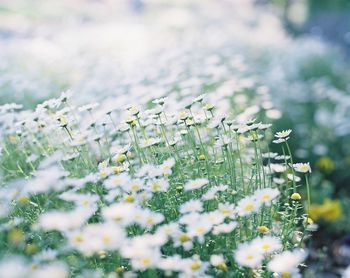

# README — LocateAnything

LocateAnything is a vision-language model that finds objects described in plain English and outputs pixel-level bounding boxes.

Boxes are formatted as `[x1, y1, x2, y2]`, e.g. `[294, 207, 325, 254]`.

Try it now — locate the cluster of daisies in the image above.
[0, 89, 314, 277]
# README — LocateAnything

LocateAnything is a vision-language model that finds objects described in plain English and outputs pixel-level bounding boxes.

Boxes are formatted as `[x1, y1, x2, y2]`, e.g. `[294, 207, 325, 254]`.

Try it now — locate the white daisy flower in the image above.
[236, 196, 262, 217]
[251, 236, 282, 254]
[293, 163, 312, 173]
[274, 129, 292, 139]
[184, 178, 209, 191]
[212, 222, 237, 235]
[235, 243, 264, 268]
[180, 200, 203, 214]
[267, 249, 307, 275]
[254, 188, 280, 205]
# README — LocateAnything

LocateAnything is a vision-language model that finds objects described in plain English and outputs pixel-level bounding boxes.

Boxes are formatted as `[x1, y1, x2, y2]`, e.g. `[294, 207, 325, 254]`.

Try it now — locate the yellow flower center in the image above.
[244, 203, 254, 212]
[151, 183, 161, 190]
[246, 255, 253, 261]
[262, 243, 271, 251]
[262, 194, 270, 201]
[281, 273, 292, 278]
[221, 208, 230, 215]
[257, 226, 269, 234]
[191, 262, 201, 270]
[179, 234, 190, 242]
[125, 195, 134, 203]
[74, 235, 83, 242]
[102, 235, 111, 243]
[142, 258, 152, 266]
[131, 184, 141, 191]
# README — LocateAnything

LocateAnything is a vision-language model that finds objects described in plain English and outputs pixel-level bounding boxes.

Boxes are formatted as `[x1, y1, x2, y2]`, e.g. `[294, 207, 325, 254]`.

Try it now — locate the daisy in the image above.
[254, 188, 280, 205]
[251, 236, 282, 254]
[205, 211, 226, 225]
[293, 163, 312, 173]
[103, 173, 131, 190]
[102, 203, 136, 226]
[184, 178, 209, 191]
[180, 200, 203, 214]
[267, 249, 307, 275]
[210, 254, 225, 267]
[158, 255, 183, 273]
[218, 203, 235, 218]
[236, 196, 262, 217]
[159, 157, 176, 176]
[147, 178, 169, 192]
[173, 232, 194, 251]
[181, 256, 209, 277]
[187, 219, 213, 243]
[235, 243, 264, 268]
[212, 222, 237, 235]
[126, 179, 144, 192]
[287, 173, 301, 182]
[274, 129, 292, 139]
[130, 252, 160, 271]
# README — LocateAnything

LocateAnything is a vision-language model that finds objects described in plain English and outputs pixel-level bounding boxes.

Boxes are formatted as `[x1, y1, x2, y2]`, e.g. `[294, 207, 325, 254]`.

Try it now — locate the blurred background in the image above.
[0, 0, 349, 276]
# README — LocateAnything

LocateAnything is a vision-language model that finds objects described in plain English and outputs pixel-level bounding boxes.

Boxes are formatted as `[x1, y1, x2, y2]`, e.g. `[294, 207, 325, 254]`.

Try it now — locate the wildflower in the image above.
[210, 254, 227, 271]
[257, 226, 270, 234]
[212, 222, 237, 235]
[184, 178, 209, 191]
[194, 94, 206, 103]
[198, 154, 206, 160]
[0, 257, 28, 278]
[316, 156, 334, 174]
[8, 229, 24, 244]
[38, 208, 93, 232]
[182, 256, 208, 276]
[124, 195, 135, 203]
[275, 129, 292, 139]
[254, 188, 280, 205]
[203, 103, 215, 111]
[148, 178, 170, 192]
[187, 220, 213, 243]
[218, 203, 235, 218]
[114, 153, 126, 163]
[291, 193, 302, 200]
[31, 262, 68, 278]
[102, 203, 136, 226]
[236, 196, 262, 216]
[180, 200, 203, 214]
[131, 253, 159, 271]
[267, 249, 307, 276]
[308, 199, 342, 222]
[140, 138, 161, 148]
[103, 173, 130, 189]
[160, 158, 176, 176]
[287, 174, 301, 182]
[235, 243, 264, 268]
[293, 163, 311, 173]
[251, 236, 282, 254]
[126, 179, 144, 192]
[127, 106, 140, 116]
[178, 111, 189, 121]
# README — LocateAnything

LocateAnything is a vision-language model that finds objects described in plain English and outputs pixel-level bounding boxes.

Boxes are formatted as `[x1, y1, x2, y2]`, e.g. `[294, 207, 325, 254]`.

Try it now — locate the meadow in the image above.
[0, 0, 350, 277]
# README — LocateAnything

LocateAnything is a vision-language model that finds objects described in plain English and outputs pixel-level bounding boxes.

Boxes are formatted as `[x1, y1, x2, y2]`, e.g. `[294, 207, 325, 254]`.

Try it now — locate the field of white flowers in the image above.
[1, 0, 350, 277]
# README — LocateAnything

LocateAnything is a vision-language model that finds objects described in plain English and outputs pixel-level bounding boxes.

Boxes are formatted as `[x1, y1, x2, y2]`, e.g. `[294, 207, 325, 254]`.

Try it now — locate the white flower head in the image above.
[293, 163, 312, 173]
[251, 236, 282, 254]
[254, 188, 280, 205]
[184, 178, 209, 191]
[268, 249, 307, 274]
[275, 129, 292, 139]
[235, 243, 264, 268]
[180, 200, 203, 214]
[236, 196, 262, 217]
